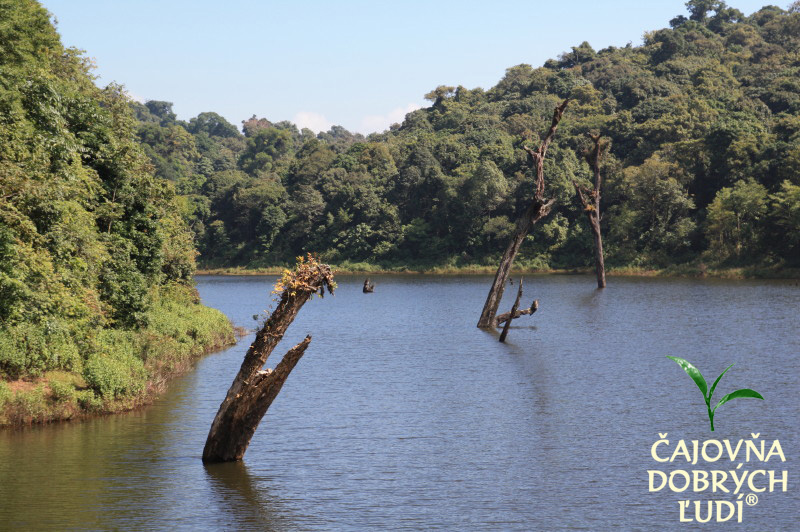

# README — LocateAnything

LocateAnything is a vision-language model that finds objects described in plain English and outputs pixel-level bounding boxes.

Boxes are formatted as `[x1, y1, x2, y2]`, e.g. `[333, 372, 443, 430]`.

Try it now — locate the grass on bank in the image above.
[197, 260, 800, 279]
[0, 284, 235, 426]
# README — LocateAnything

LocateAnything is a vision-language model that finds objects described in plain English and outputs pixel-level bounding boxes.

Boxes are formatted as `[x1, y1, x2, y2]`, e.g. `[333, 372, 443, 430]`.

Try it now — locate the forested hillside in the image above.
[137, 1, 800, 273]
[0, 1, 233, 424]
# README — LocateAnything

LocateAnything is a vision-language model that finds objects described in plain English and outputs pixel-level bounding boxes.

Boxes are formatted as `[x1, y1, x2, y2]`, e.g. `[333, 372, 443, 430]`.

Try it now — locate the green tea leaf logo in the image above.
[666, 356, 764, 431]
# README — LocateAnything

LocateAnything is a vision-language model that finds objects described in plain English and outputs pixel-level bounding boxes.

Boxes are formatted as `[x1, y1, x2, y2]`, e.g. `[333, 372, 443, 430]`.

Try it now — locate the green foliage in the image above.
[0, 321, 81, 378]
[239, 127, 294, 175]
[6, 385, 48, 424]
[48, 375, 77, 403]
[0, 2, 234, 424]
[83, 331, 146, 399]
[769, 180, 800, 260]
[705, 179, 768, 261]
[608, 155, 696, 265]
[188, 112, 240, 138]
[0, 382, 9, 407]
[145, 284, 234, 361]
[99, 236, 151, 327]
[122, 3, 799, 272]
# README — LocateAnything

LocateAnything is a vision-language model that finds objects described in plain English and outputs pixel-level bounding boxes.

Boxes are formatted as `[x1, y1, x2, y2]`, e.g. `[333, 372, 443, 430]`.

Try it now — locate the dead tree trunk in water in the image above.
[477, 99, 569, 328]
[573, 133, 606, 289]
[203, 256, 335, 463]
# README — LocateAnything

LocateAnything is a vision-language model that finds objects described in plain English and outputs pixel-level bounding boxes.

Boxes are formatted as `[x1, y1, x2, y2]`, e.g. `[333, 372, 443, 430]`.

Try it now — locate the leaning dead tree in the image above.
[203, 255, 335, 463]
[573, 133, 606, 289]
[477, 99, 569, 328]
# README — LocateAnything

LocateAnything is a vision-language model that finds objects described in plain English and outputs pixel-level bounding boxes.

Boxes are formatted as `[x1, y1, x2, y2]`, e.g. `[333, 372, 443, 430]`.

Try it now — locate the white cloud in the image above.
[293, 111, 333, 134]
[124, 89, 145, 103]
[359, 103, 421, 134]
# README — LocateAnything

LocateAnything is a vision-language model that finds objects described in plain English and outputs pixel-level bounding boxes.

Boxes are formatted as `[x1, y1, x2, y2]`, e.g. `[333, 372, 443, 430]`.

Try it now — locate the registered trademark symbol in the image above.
[745, 493, 758, 506]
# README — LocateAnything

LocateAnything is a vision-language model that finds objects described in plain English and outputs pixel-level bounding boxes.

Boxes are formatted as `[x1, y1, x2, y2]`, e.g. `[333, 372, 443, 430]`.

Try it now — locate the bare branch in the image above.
[540, 99, 571, 159]
[499, 278, 524, 343]
[572, 180, 591, 210]
[586, 133, 604, 197]
[496, 299, 539, 325]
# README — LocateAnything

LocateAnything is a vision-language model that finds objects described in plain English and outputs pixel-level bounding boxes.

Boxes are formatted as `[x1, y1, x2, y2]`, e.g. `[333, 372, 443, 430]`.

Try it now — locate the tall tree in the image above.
[573, 134, 607, 288]
[706, 179, 768, 261]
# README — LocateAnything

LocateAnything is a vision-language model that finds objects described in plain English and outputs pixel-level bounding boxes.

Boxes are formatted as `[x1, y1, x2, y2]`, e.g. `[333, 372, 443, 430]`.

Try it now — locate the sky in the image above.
[40, 0, 781, 134]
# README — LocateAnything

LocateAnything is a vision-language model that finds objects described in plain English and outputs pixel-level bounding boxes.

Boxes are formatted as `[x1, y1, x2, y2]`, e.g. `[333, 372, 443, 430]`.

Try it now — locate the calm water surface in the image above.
[1, 275, 798, 530]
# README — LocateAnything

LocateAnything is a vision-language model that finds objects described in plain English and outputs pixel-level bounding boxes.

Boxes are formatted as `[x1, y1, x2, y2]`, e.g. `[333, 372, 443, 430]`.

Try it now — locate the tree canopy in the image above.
[129, 2, 800, 271]
[0, 1, 230, 422]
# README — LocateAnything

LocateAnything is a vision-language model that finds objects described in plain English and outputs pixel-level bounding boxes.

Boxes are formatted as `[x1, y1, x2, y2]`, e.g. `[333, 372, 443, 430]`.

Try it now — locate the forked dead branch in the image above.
[499, 278, 524, 343]
[202, 255, 335, 463]
[477, 99, 569, 329]
[496, 298, 538, 327]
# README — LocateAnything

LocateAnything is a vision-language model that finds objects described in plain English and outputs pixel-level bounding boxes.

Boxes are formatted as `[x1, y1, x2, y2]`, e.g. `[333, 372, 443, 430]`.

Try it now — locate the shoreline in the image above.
[0, 329, 238, 428]
[196, 264, 800, 280]
[0, 287, 240, 428]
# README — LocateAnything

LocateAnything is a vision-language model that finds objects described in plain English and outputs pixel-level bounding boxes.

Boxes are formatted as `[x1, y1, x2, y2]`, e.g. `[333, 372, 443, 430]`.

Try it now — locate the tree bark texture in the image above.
[573, 133, 606, 289]
[203, 258, 335, 463]
[477, 99, 569, 328]
[499, 278, 524, 343]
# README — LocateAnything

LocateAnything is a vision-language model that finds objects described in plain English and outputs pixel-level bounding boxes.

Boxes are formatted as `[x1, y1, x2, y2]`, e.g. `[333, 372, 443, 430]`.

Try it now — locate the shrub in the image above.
[0, 381, 9, 406]
[76, 389, 103, 411]
[83, 331, 146, 399]
[7, 386, 49, 425]
[0, 327, 28, 378]
[49, 378, 76, 403]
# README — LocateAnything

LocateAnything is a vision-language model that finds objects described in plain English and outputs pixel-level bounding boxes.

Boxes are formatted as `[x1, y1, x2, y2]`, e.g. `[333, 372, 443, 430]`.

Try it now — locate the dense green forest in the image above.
[136, 1, 800, 272]
[0, 1, 233, 424]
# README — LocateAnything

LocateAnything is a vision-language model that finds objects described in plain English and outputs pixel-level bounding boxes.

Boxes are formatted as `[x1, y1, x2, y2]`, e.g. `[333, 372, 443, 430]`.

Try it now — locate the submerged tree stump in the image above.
[477, 99, 569, 328]
[573, 133, 607, 289]
[363, 278, 374, 293]
[202, 256, 335, 463]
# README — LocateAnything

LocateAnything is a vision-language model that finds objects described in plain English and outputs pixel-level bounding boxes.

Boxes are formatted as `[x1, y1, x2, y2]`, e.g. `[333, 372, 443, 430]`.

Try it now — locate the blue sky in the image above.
[40, 0, 780, 134]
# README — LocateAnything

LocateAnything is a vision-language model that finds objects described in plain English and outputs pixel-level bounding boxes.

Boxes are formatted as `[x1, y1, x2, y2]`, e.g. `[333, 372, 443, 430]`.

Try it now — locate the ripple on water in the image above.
[1, 275, 798, 530]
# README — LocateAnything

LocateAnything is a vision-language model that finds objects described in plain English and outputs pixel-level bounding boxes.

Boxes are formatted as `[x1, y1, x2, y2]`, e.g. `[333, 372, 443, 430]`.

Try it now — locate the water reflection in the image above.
[204, 462, 294, 531]
[0, 275, 797, 530]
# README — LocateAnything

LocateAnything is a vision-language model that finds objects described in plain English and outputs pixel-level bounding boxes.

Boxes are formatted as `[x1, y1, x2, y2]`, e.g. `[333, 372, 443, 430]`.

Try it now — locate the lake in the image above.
[1, 274, 798, 530]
